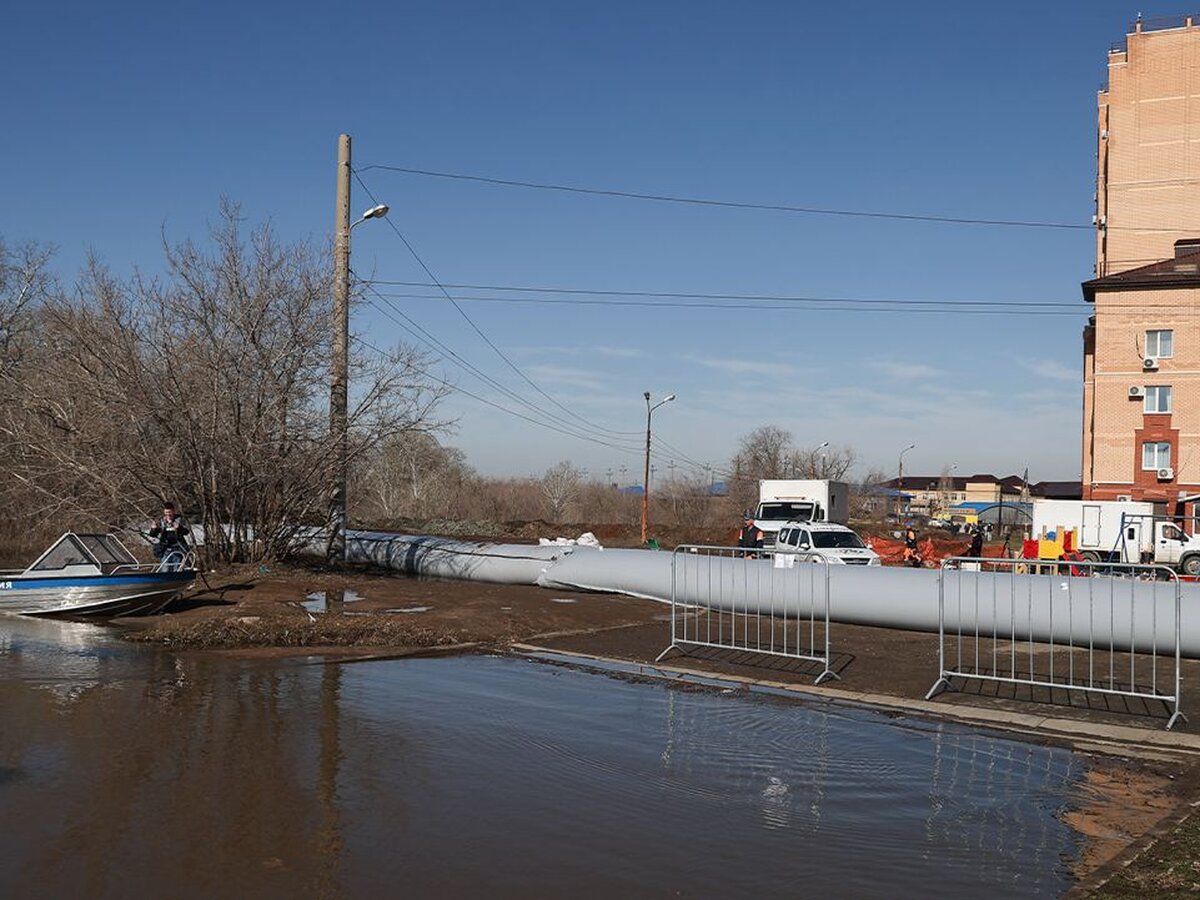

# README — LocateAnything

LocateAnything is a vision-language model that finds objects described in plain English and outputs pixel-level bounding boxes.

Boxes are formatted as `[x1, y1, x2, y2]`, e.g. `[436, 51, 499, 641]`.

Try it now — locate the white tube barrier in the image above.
[538, 546, 1200, 660]
[341, 530, 572, 585]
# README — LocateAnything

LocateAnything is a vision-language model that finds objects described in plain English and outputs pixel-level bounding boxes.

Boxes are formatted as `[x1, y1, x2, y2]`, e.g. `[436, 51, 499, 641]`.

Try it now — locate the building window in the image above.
[1143, 441, 1172, 470]
[1144, 385, 1172, 413]
[1146, 329, 1174, 358]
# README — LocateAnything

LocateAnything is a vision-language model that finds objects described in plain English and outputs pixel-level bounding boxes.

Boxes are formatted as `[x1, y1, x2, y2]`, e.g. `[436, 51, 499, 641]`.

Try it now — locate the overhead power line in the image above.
[358, 163, 1099, 231]
[353, 169, 642, 438]
[353, 293, 645, 455]
[363, 279, 1079, 308]
[349, 334, 643, 456]
[366, 289, 1092, 316]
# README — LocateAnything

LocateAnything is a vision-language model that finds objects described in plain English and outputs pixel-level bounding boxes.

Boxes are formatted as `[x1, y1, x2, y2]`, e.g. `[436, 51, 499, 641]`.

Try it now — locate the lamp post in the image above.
[815, 440, 829, 477]
[641, 391, 675, 544]
[896, 443, 916, 520]
[329, 133, 390, 563]
[940, 463, 958, 519]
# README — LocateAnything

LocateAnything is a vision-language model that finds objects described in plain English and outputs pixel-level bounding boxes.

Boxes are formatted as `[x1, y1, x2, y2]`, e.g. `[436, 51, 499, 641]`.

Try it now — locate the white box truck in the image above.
[1032, 498, 1200, 574]
[755, 480, 849, 545]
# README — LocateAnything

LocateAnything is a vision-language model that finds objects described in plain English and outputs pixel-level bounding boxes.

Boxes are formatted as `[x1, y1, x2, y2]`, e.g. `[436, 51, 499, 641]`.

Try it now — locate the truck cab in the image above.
[774, 521, 881, 566]
[1151, 521, 1195, 572]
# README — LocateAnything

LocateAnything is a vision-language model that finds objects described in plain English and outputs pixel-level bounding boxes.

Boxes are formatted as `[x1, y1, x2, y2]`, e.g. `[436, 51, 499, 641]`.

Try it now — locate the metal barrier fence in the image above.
[927, 557, 1186, 730]
[655, 545, 837, 684]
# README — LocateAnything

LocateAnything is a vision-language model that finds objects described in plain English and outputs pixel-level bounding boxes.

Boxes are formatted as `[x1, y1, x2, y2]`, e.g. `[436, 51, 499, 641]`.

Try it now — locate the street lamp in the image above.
[329, 133, 390, 563]
[351, 204, 390, 229]
[641, 391, 675, 544]
[896, 443, 916, 520]
[816, 440, 829, 477]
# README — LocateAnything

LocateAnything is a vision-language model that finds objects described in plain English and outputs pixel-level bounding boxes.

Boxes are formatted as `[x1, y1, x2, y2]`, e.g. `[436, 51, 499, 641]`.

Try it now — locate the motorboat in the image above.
[0, 532, 195, 618]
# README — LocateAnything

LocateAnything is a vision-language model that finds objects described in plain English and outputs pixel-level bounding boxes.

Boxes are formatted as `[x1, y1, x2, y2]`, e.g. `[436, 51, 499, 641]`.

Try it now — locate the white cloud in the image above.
[525, 364, 612, 390]
[869, 360, 944, 380]
[595, 345, 645, 358]
[681, 354, 796, 378]
[1018, 358, 1079, 383]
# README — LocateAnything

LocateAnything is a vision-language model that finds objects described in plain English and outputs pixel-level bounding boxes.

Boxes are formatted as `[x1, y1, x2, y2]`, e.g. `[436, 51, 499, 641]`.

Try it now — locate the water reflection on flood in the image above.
[0, 617, 1085, 899]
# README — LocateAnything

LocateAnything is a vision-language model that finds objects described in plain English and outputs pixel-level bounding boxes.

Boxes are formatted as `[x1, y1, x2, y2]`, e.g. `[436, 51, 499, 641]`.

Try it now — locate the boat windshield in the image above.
[811, 531, 866, 549]
[29, 535, 96, 571]
[78, 534, 137, 565]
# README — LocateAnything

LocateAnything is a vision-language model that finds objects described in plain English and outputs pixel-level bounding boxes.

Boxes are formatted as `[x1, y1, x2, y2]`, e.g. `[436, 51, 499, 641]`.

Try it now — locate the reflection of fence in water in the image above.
[656, 681, 1082, 873]
[924, 724, 1082, 883]
[658, 546, 836, 684]
[657, 686, 832, 833]
[929, 558, 1185, 730]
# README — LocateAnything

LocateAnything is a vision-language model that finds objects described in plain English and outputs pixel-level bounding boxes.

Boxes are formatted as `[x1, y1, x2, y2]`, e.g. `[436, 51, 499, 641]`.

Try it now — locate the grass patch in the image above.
[125, 615, 518, 649]
[1093, 809, 1200, 898]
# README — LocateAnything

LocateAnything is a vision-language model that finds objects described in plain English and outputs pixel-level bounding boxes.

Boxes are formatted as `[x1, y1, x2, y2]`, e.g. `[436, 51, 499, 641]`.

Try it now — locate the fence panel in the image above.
[656, 545, 837, 684]
[927, 557, 1185, 730]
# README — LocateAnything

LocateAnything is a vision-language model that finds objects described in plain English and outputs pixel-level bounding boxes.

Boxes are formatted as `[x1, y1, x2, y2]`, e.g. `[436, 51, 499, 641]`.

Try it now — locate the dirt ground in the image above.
[115, 560, 1200, 894]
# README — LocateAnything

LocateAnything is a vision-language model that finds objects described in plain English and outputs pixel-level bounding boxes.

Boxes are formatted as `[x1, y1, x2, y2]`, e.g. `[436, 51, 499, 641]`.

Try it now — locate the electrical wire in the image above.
[357, 163, 1131, 232]
[362, 279, 1081, 308]
[349, 328, 644, 457]
[358, 284, 645, 452]
[364, 289, 1092, 316]
[352, 169, 642, 438]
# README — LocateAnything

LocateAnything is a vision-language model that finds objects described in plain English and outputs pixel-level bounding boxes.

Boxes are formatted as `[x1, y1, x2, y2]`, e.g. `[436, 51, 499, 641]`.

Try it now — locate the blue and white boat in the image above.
[0, 532, 195, 618]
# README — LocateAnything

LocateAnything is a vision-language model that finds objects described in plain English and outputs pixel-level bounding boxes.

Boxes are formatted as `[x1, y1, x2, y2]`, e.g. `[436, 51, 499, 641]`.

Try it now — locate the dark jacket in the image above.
[738, 522, 764, 549]
[150, 514, 189, 549]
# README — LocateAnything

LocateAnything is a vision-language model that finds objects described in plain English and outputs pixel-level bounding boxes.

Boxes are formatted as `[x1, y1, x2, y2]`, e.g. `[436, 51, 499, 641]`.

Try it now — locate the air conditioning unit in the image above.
[1143, 357, 1159, 371]
[1158, 467, 1175, 481]
[1129, 385, 1146, 398]
[1117, 495, 1132, 501]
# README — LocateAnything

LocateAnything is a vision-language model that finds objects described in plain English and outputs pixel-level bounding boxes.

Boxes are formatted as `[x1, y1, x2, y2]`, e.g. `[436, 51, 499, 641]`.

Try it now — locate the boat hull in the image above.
[0, 571, 196, 618]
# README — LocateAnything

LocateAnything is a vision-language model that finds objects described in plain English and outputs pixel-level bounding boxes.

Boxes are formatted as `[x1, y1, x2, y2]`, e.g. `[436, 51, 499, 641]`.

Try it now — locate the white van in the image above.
[774, 521, 881, 566]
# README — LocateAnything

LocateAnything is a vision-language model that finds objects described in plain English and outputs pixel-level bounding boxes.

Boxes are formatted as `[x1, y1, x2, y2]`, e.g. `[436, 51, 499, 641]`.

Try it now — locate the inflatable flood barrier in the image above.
[538, 547, 1200, 659]
[342, 530, 570, 585]
[315, 532, 1200, 659]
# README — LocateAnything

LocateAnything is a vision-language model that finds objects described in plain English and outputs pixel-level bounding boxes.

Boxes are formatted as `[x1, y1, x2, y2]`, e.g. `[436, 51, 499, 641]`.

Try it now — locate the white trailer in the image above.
[1032, 498, 1200, 574]
[755, 480, 849, 544]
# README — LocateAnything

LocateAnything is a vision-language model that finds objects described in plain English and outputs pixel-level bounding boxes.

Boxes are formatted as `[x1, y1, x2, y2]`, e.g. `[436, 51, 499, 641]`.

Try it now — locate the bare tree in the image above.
[353, 432, 470, 522]
[0, 204, 447, 562]
[541, 460, 583, 522]
[790, 443, 858, 480]
[667, 472, 714, 526]
[850, 466, 890, 521]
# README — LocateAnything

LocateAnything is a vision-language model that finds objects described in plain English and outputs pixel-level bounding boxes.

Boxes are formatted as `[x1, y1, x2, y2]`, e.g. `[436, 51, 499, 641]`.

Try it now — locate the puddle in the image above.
[384, 606, 432, 614]
[549, 597, 577, 604]
[300, 588, 365, 613]
[0, 622, 1106, 898]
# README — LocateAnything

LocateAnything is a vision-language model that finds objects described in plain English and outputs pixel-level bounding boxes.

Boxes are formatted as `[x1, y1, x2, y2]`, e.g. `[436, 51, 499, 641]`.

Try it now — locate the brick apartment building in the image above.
[1081, 16, 1200, 515]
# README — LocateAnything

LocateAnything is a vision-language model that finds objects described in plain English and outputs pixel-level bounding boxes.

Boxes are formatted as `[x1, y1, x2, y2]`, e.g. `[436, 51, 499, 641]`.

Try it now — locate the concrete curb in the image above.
[511, 642, 1200, 759]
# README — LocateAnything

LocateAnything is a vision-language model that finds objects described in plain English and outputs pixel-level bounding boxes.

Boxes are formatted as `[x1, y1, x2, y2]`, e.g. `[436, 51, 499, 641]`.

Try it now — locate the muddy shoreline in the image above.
[107, 561, 1200, 893]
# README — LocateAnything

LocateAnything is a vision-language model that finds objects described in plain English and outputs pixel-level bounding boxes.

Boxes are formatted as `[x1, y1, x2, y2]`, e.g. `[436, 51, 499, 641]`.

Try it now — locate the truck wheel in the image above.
[1183, 556, 1200, 577]
[1081, 551, 1101, 564]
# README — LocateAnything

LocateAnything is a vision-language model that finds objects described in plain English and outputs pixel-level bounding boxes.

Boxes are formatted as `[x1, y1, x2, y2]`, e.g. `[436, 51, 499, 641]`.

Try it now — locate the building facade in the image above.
[1082, 17, 1200, 515]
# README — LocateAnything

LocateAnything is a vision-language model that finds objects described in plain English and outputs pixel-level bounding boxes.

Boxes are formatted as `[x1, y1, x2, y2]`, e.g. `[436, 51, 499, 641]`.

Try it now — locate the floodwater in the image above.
[0, 616, 1088, 898]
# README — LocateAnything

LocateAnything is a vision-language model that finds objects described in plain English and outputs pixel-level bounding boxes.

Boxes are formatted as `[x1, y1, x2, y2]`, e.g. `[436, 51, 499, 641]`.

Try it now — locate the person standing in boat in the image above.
[149, 501, 190, 569]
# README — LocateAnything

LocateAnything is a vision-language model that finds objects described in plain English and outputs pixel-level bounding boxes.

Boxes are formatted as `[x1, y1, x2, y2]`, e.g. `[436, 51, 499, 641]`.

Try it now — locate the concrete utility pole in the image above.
[329, 134, 352, 562]
[327, 135, 390, 563]
[641, 391, 675, 544]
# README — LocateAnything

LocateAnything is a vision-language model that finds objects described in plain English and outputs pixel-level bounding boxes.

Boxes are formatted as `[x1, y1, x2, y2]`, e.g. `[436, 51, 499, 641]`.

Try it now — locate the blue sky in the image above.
[0, 1, 1165, 481]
